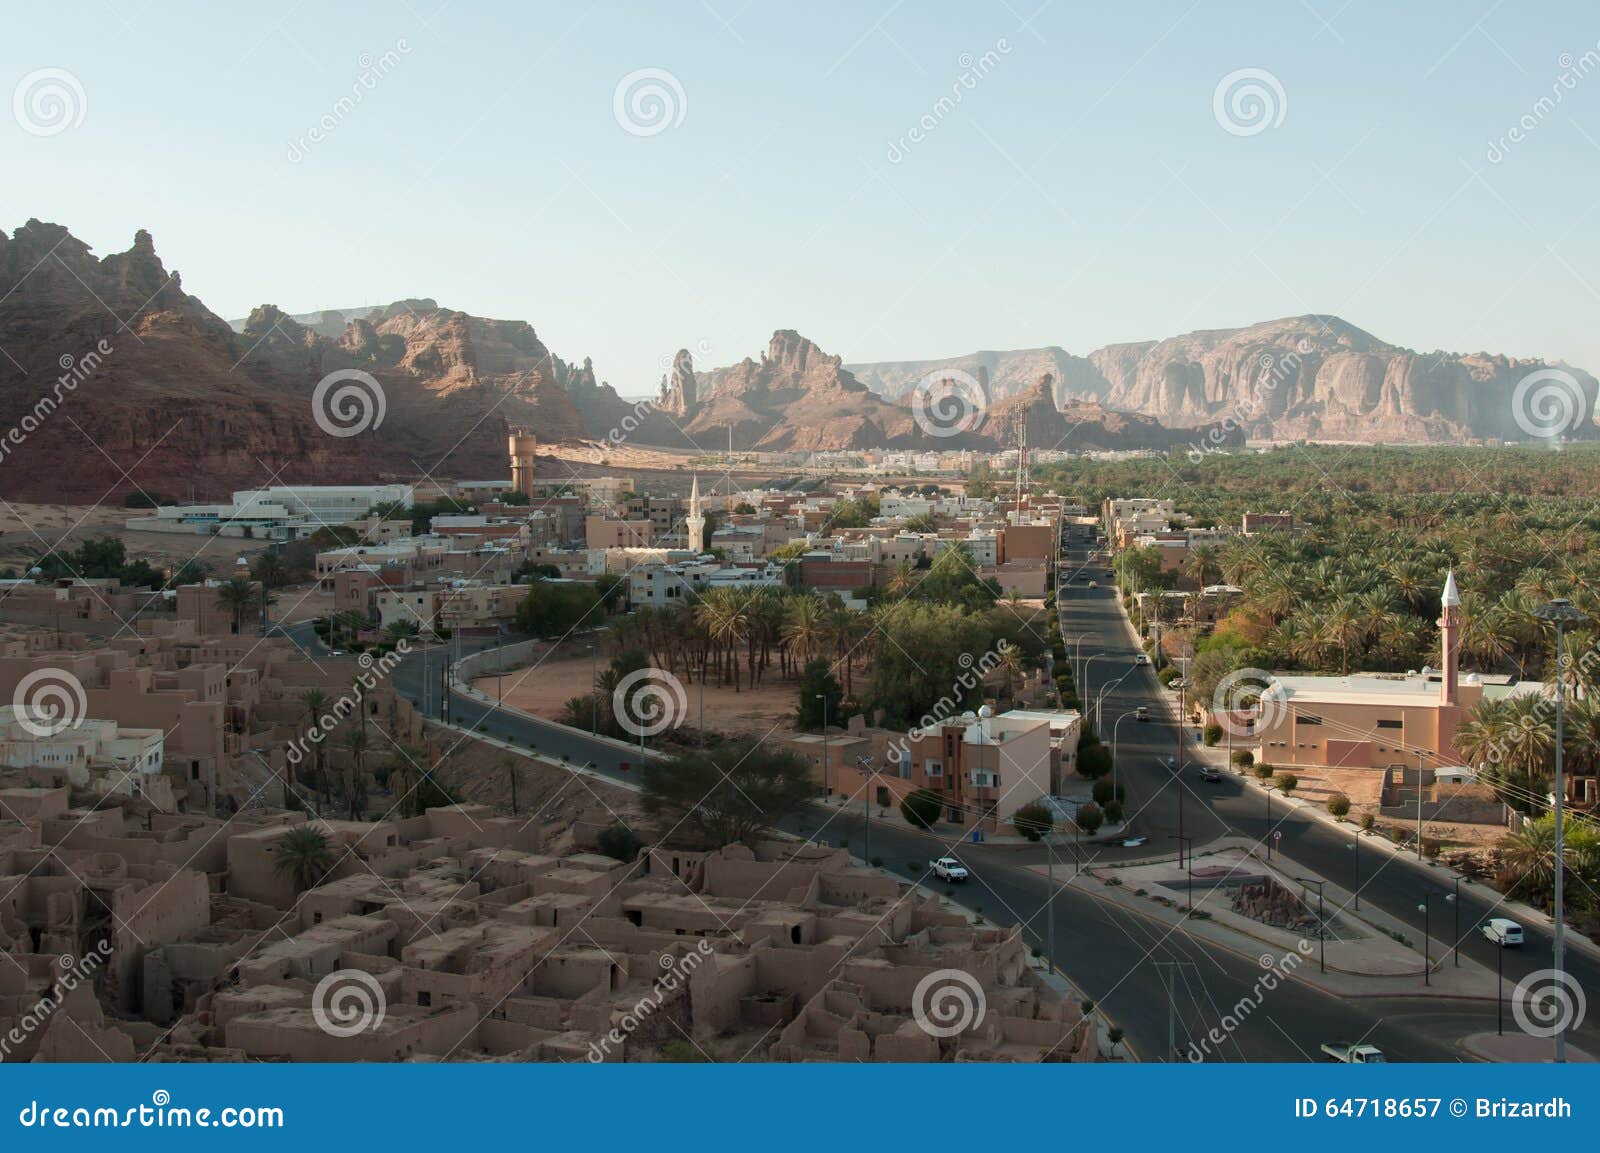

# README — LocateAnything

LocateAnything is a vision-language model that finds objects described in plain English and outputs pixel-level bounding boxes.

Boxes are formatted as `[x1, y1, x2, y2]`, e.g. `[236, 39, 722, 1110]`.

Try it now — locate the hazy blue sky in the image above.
[7, 2, 1600, 395]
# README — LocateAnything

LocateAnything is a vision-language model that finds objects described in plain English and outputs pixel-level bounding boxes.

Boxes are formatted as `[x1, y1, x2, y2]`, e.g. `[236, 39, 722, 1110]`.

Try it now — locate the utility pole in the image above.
[1535, 596, 1581, 1063]
[1154, 961, 1199, 1062]
[1415, 749, 1425, 861]
[1173, 676, 1187, 866]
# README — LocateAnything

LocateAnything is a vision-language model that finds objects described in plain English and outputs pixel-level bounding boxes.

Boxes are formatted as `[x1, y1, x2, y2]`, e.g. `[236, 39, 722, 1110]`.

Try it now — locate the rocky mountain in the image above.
[0, 223, 635, 501]
[850, 315, 1599, 443]
[847, 346, 1107, 408]
[982, 373, 1235, 454]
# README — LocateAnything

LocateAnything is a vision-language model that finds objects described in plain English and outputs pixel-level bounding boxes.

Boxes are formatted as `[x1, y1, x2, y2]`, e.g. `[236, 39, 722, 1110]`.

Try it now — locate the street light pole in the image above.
[1452, 876, 1462, 967]
[1535, 596, 1581, 1064]
[1346, 833, 1360, 911]
[1418, 897, 1433, 986]
[1173, 677, 1187, 865]
[1299, 878, 1327, 973]
[1111, 709, 1138, 797]
[1175, 835, 1193, 911]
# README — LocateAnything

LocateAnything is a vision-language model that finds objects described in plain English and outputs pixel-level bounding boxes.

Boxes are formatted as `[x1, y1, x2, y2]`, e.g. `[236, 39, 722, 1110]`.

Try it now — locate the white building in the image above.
[127, 484, 415, 540]
[0, 707, 165, 800]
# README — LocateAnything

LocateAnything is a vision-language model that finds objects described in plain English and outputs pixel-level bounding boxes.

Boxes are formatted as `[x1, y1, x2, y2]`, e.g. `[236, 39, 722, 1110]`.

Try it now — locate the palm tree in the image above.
[251, 550, 290, 592]
[299, 689, 331, 809]
[341, 727, 368, 820]
[781, 596, 824, 668]
[214, 576, 260, 635]
[273, 825, 334, 894]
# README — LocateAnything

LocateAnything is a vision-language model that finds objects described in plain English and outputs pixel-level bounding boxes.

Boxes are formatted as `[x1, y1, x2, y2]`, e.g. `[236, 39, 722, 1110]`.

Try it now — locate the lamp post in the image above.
[1081, 653, 1111, 722]
[817, 694, 830, 798]
[1496, 939, 1505, 1036]
[1418, 896, 1435, 986]
[1345, 834, 1360, 911]
[1172, 677, 1187, 861]
[1175, 835, 1193, 910]
[1111, 709, 1139, 797]
[1451, 876, 1462, 967]
[1095, 668, 1134, 733]
[1264, 782, 1274, 857]
[1534, 596, 1581, 1063]
[1298, 878, 1327, 973]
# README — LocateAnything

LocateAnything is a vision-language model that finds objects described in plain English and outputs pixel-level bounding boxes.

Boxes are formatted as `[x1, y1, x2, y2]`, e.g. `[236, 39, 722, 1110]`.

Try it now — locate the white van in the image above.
[1481, 918, 1523, 947]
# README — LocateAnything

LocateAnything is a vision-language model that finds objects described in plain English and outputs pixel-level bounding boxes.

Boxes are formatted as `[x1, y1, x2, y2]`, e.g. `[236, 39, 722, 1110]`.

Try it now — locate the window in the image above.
[924, 759, 943, 778]
[1376, 719, 1402, 730]
[417, 991, 431, 1007]
[1298, 714, 1322, 726]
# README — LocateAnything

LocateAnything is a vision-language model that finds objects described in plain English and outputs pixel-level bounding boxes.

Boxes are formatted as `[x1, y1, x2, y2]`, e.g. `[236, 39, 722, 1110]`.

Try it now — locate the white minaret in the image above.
[1439, 568, 1462, 706]
[686, 473, 706, 554]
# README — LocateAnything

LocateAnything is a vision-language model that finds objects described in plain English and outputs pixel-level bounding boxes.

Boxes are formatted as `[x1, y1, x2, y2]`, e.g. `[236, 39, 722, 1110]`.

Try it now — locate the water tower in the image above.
[508, 428, 538, 497]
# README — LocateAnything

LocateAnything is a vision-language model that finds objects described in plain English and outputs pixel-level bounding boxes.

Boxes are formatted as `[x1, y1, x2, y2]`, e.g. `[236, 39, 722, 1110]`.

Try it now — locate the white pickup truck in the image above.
[1320, 1042, 1386, 1063]
[932, 857, 969, 883]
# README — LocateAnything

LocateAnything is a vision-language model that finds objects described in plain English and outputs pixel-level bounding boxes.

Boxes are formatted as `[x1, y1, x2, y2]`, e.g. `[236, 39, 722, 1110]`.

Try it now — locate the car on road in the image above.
[1320, 1042, 1386, 1063]
[932, 857, 969, 882]
[1088, 580, 1098, 589]
[1200, 769, 1222, 783]
[1134, 654, 1149, 665]
[1481, 918, 1523, 947]
[1135, 706, 1150, 722]
[1120, 835, 1149, 848]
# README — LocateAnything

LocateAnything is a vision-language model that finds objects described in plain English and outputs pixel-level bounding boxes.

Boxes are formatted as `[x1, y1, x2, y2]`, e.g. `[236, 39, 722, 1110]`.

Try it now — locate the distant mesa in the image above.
[1, 219, 1593, 501]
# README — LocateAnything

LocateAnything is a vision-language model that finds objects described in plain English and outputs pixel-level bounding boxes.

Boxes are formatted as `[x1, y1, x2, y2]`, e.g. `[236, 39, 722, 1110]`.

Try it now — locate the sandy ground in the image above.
[0, 502, 274, 571]
[476, 651, 803, 740]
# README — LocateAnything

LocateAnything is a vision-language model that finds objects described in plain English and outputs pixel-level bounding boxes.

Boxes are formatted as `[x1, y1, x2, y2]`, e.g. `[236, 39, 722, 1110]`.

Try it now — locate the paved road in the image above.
[277, 617, 1493, 1060]
[1056, 521, 1599, 1058]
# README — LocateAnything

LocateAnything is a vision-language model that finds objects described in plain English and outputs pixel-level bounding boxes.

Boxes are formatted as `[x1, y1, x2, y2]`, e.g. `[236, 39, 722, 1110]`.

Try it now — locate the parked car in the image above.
[932, 857, 969, 882]
[1482, 918, 1523, 947]
[1200, 769, 1222, 783]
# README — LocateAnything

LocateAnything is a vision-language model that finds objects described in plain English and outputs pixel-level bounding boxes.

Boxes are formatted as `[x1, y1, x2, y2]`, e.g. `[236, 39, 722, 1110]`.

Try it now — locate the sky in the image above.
[6, 1, 1600, 396]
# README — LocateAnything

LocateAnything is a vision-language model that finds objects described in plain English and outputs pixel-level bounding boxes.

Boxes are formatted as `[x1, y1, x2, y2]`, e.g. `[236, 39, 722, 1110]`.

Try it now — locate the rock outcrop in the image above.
[850, 315, 1599, 443]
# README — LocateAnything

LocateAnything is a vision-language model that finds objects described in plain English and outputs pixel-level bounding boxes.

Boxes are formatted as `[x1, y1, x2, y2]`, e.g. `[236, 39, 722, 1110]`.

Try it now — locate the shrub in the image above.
[1103, 799, 1124, 824]
[1423, 837, 1442, 860]
[900, 788, 942, 830]
[1203, 722, 1222, 746]
[596, 823, 642, 862]
[1012, 800, 1054, 842]
[1360, 813, 1377, 831]
[1075, 802, 1104, 836]
[1275, 772, 1299, 796]
[1231, 749, 1254, 768]
[1158, 666, 1180, 687]
[1252, 763, 1274, 782]
[1326, 794, 1351, 819]
[1092, 779, 1125, 805]
[1077, 744, 1113, 780]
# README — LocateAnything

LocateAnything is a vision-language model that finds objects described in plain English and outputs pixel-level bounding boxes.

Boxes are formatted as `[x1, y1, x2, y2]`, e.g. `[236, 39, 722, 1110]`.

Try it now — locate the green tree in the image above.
[900, 788, 943, 830]
[1012, 800, 1054, 841]
[641, 741, 813, 848]
[597, 823, 644, 862]
[273, 825, 334, 893]
[1326, 794, 1351, 819]
[1275, 772, 1298, 797]
[1075, 802, 1104, 836]
[213, 576, 261, 634]
[797, 658, 842, 731]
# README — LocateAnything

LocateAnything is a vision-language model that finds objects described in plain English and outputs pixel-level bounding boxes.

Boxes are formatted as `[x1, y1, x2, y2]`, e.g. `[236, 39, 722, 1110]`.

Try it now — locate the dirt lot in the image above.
[475, 650, 804, 742]
[0, 502, 274, 572]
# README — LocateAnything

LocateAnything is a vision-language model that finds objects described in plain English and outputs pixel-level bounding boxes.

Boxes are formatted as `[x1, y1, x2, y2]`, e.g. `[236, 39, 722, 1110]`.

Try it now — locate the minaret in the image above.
[685, 473, 706, 554]
[1439, 568, 1462, 706]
